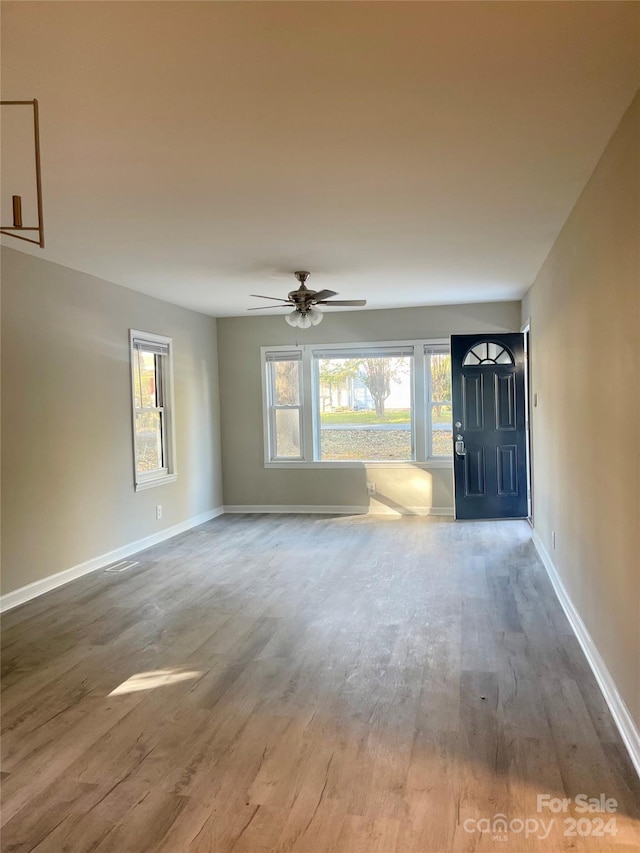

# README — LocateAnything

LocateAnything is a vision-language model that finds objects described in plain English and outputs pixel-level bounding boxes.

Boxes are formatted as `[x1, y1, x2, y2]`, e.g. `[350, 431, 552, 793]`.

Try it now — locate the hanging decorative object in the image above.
[248, 271, 366, 328]
[0, 99, 45, 248]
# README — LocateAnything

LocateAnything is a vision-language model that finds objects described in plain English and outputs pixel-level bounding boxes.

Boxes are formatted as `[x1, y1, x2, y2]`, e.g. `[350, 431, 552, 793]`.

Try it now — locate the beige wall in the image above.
[523, 92, 640, 726]
[1, 247, 223, 595]
[217, 301, 520, 510]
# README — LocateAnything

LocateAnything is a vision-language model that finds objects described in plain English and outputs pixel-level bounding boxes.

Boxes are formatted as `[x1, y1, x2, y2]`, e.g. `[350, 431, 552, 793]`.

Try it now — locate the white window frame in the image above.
[263, 351, 304, 461]
[424, 344, 453, 461]
[130, 329, 177, 491]
[261, 339, 452, 469]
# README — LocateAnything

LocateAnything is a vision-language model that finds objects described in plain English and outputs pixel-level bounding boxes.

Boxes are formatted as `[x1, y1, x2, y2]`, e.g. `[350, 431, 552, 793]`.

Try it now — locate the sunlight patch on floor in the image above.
[108, 668, 204, 696]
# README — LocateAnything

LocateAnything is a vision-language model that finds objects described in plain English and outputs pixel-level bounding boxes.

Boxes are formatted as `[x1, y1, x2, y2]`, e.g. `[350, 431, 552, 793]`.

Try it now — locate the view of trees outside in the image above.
[360, 358, 407, 418]
[430, 352, 451, 403]
[317, 353, 452, 460]
[318, 356, 410, 418]
[133, 350, 164, 472]
[318, 356, 413, 460]
[429, 352, 453, 456]
[270, 353, 453, 461]
[135, 411, 163, 471]
[271, 360, 301, 457]
[316, 360, 358, 412]
[273, 359, 299, 406]
[274, 409, 301, 457]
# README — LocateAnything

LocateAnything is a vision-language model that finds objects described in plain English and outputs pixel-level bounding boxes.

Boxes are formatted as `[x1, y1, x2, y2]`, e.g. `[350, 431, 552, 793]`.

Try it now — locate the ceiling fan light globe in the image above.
[307, 307, 323, 326]
[285, 310, 299, 327]
[298, 313, 312, 329]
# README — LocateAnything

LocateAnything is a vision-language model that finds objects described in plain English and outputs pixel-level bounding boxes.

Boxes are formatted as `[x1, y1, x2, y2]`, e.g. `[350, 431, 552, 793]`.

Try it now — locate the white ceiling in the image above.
[2, 1, 639, 317]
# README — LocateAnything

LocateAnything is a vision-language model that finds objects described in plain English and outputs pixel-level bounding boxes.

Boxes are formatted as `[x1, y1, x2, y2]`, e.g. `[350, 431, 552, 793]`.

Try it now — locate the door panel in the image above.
[452, 333, 527, 519]
[496, 445, 518, 495]
[464, 448, 486, 497]
[495, 374, 516, 430]
[462, 375, 484, 430]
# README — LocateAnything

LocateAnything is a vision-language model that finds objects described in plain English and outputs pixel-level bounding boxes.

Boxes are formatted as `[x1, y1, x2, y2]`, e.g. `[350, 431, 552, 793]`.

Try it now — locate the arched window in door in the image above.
[462, 342, 514, 366]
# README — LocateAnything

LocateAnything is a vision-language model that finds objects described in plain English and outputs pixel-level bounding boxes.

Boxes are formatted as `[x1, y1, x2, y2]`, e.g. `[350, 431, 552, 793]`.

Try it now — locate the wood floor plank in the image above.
[0, 690, 146, 824]
[0, 778, 98, 853]
[90, 790, 191, 853]
[2, 515, 639, 851]
[29, 778, 155, 853]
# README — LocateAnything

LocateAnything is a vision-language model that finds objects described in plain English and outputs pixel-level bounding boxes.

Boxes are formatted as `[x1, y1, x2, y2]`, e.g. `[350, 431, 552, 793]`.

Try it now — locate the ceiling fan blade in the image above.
[316, 299, 367, 306]
[311, 289, 338, 302]
[250, 294, 292, 302]
[247, 304, 291, 310]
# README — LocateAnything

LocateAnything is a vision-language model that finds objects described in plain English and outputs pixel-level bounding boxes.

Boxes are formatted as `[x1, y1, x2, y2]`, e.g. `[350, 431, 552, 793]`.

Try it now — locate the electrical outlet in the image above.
[367, 482, 376, 496]
[156, 505, 162, 520]
[551, 530, 556, 549]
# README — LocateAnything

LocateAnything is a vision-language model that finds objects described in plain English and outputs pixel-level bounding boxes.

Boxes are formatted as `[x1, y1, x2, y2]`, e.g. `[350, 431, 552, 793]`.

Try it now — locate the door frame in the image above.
[450, 331, 531, 520]
[521, 319, 533, 524]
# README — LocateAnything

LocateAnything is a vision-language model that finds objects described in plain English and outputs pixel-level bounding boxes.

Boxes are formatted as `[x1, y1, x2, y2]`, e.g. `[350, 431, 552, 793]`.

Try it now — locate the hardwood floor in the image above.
[1, 514, 639, 852]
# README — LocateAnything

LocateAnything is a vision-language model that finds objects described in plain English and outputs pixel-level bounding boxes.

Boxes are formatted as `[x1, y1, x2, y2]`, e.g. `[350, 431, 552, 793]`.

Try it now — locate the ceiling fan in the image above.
[249, 271, 366, 328]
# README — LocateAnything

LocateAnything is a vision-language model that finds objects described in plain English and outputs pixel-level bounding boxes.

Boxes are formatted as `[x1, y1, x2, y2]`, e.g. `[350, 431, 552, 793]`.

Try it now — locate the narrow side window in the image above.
[265, 351, 303, 460]
[425, 346, 452, 458]
[130, 331, 177, 490]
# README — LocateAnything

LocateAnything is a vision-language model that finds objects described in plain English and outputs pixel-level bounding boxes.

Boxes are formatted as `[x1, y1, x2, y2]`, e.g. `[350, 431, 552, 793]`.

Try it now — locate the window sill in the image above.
[264, 460, 452, 470]
[135, 473, 178, 492]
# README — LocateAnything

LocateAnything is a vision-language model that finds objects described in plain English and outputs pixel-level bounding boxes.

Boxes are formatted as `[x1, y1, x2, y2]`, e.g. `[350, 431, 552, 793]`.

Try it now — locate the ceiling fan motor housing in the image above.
[290, 272, 316, 310]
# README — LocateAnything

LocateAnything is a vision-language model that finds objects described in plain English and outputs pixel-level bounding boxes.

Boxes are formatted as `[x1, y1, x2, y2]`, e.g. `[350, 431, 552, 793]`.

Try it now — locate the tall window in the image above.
[265, 352, 303, 460]
[425, 346, 452, 457]
[130, 331, 176, 490]
[314, 348, 414, 461]
[262, 340, 452, 465]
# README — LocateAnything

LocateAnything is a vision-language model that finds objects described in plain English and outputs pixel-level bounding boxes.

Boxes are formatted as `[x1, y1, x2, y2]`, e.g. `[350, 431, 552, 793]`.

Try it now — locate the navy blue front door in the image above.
[451, 333, 528, 520]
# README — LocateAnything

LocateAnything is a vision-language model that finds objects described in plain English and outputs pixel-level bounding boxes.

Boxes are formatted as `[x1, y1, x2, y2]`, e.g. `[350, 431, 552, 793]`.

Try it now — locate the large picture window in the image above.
[314, 347, 414, 461]
[130, 330, 177, 490]
[262, 340, 452, 466]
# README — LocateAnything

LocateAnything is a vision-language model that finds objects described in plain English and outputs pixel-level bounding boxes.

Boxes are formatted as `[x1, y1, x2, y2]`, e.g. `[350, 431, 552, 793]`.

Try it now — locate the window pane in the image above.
[275, 408, 301, 458]
[272, 360, 299, 406]
[431, 404, 452, 457]
[463, 342, 514, 366]
[318, 355, 413, 460]
[133, 349, 142, 408]
[430, 352, 451, 402]
[135, 410, 163, 472]
[320, 425, 413, 461]
[134, 350, 158, 408]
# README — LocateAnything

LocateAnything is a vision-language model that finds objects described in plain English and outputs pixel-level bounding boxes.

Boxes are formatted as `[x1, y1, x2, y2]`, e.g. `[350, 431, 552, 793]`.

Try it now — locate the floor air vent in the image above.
[104, 560, 139, 574]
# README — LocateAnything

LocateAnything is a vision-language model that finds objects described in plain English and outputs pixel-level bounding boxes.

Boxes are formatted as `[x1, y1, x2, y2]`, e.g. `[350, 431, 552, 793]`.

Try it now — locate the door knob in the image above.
[455, 434, 466, 456]
[455, 422, 462, 429]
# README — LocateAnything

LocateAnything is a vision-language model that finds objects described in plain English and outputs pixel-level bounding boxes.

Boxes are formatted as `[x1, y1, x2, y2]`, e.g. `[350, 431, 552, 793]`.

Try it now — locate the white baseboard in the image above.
[0, 507, 224, 614]
[532, 529, 640, 779]
[223, 504, 454, 517]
